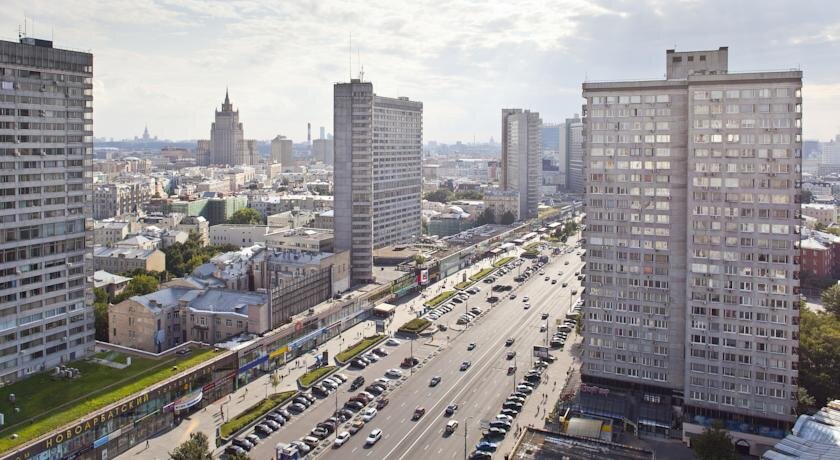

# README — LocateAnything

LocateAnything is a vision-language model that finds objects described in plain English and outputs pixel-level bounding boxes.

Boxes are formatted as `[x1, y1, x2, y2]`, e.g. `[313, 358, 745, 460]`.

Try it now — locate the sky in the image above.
[1, 0, 839, 143]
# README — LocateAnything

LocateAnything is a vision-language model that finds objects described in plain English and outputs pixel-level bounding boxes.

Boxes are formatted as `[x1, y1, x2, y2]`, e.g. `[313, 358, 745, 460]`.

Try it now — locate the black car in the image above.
[312, 384, 330, 397]
[232, 437, 253, 451]
[365, 385, 384, 396]
[351, 359, 367, 369]
[345, 400, 365, 411]
[350, 376, 365, 390]
[445, 403, 459, 416]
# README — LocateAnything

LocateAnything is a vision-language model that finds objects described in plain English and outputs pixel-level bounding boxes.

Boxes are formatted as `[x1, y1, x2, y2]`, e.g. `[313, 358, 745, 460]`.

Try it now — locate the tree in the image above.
[169, 431, 212, 460]
[452, 190, 483, 200]
[93, 287, 110, 341]
[691, 422, 738, 460]
[270, 370, 282, 395]
[423, 189, 451, 203]
[796, 387, 817, 415]
[475, 208, 496, 226]
[815, 222, 828, 231]
[228, 453, 250, 460]
[163, 232, 239, 277]
[499, 211, 516, 225]
[413, 255, 427, 265]
[799, 307, 840, 406]
[801, 190, 814, 204]
[114, 274, 159, 303]
[228, 208, 264, 225]
[820, 284, 840, 318]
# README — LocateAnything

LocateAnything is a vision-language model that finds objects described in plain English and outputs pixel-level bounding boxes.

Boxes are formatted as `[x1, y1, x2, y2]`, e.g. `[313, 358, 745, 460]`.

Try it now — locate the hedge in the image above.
[469, 267, 496, 281]
[493, 256, 515, 267]
[220, 390, 297, 439]
[455, 280, 475, 290]
[398, 318, 432, 334]
[297, 365, 337, 388]
[426, 290, 455, 307]
[335, 335, 386, 364]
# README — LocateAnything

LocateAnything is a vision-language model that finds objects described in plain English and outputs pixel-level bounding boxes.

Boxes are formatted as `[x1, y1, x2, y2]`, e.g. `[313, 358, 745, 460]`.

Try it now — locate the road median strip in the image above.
[219, 390, 297, 441]
[335, 334, 387, 364]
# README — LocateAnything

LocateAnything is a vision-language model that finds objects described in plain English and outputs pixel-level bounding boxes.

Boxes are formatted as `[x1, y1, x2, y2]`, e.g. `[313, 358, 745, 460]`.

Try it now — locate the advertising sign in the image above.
[533, 345, 550, 359]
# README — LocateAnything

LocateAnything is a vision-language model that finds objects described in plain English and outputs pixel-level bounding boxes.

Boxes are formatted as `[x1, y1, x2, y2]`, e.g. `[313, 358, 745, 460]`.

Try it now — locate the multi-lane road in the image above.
[241, 240, 584, 460]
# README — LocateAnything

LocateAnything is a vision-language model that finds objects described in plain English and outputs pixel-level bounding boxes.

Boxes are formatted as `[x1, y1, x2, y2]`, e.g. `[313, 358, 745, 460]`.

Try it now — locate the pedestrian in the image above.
[146, 440, 150, 448]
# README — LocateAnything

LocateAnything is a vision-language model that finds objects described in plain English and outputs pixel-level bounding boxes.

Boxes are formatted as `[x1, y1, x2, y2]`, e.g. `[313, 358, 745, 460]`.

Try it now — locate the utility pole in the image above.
[464, 416, 475, 460]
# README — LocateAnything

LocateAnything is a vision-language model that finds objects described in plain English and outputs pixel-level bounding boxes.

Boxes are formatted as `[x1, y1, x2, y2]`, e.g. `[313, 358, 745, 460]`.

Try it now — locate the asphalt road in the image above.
[318, 244, 585, 460]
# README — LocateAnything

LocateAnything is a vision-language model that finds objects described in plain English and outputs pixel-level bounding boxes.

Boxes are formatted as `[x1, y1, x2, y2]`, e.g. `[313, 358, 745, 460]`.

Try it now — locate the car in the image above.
[364, 353, 379, 362]
[351, 359, 367, 369]
[476, 440, 499, 452]
[362, 407, 378, 421]
[496, 414, 514, 423]
[487, 296, 499, 303]
[456, 317, 469, 325]
[374, 377, 390, 386]
[551, 279, 557, 284]
[503, 401, 523, 411]
[334, 431, 351, 448]
[445, 403, 459, 416]
[460, 361, 471, 371]
[302, 435, 321, 448]
[507, 396, 525, 404]
[430, 376, 442, 387]
[366, 429, 383, 446]
[386, 338, 401, 346]
[470, 308, 482, 315]
[266, 413, 286, 425]
[376, 398, 390, 410]
[571, 290, 578, 295]
[385, 368, 403, 378]
[318, 421, 336, 434]
[413, 406, 426, 420]
[333, 373, 348, 383]
[349, 420, 365, 434]
[467, 343, 476, 351]
[487, 426, 507, 437]
[350, 376, 365, 390]
[277, 408, 292, 419]
[564, 261, 570, 265]
[232, 437, 254, 450]
[500, 408, 519, 417]
[445, 419, 459, 434]
[451, 297, 463, 304]
[541, 312, 549, 320]
[345, 400, 365, 411]
[506, 351, 516, 360]
[523, 303, 530, 309]
[311, 427, 329, 439]
[244, 433, 260, 446]
[540, 324, 547, 332]
[290, 440, 311, 455]
[373, 347, 388, 357]
[545, 276, 550, 281]
[491, 419, 512, 430]
[401, 357, 419, 368]
[523, 296, 529, 302]
[225, 445, 247, 456]
[471, 450, 493, 459]
[293, 397, 310, 407]
[355, 392, 374, 403]
[322, 378, 339, 388]
[516, 384, 534, 394]
[337, 409, 354, 421]
[509, 293, 517, 299]
[358, 355, 371, 365]
[365, 385, 384, 396]
[549, 339, 564, 348]
[254, 423, 274, 435]
[505, 338, 515, 346]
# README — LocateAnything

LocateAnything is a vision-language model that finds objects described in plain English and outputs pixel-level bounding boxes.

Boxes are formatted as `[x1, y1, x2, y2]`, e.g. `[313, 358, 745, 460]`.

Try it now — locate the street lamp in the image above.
[464, 416, 475, 460]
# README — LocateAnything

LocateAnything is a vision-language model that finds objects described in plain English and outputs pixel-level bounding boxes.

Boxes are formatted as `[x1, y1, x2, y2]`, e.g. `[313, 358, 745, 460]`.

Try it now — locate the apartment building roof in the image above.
[93, 246, 160, 259]
[92, 270, 132, 288]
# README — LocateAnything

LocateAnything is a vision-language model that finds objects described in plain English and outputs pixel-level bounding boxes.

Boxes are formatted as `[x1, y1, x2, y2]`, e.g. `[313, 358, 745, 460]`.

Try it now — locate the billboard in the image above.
[533, 345, 550, 359]
[418, 269, 430, 285]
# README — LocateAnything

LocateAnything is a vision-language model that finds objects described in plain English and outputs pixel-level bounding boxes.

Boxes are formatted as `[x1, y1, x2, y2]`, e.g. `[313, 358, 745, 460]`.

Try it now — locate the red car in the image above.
[377, 398, 389, 410]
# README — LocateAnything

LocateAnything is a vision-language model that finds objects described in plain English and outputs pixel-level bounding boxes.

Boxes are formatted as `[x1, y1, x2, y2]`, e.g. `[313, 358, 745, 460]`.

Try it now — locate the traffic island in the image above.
[469, 267, 497, 281]
[297, 365, 337, 389]
[493, 256, 515, 267]
[425, 290, 455, 307]
[397, 318, 431, 334]
[219, 390, 297, 441]
[335, 335, 386, 364]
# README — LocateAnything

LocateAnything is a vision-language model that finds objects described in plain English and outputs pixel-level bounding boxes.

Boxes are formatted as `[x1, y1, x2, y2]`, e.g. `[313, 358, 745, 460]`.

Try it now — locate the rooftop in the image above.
[93, 246, 159, 259]
[509, 427, 654, 460]
[92, 270, 132, 288]
[763, 400, 840, 459]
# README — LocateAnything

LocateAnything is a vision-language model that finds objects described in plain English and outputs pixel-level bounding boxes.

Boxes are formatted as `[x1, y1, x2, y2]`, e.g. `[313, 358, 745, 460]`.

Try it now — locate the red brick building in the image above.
[801, 238, 833, 278]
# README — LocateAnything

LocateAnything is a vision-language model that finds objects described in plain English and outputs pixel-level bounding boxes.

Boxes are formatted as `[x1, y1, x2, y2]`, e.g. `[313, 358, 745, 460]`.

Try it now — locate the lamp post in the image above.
[464, 416, 475, 460]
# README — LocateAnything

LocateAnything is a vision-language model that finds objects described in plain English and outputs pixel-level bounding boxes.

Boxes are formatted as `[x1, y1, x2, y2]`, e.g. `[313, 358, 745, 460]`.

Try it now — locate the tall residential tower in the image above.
[581, 47, 802, 454]
[0, 37, 96, 382]
[334, 80, 422, 283]
[501, 109, 542, 220]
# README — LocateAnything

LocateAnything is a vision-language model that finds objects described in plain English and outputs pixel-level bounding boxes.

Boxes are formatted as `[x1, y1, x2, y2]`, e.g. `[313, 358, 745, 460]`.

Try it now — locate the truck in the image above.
[275, 442, 299, 460]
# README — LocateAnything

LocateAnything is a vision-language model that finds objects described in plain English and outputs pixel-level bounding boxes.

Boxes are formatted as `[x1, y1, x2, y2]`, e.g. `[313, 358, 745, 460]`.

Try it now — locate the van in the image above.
[446, 420, 459, 434]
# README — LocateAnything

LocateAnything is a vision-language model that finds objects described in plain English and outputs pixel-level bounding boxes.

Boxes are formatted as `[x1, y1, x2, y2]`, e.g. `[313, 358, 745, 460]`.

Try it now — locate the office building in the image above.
[271, 134, 293, 168]
[501, 109, 542, 219]
[581, 47, 802, 454]
[313, 138, 334, 165]
[0, 37, 95, 382]
[200, 90, 256, 166]
[565, 114, 584, 193]
[334, 79, 423, 283]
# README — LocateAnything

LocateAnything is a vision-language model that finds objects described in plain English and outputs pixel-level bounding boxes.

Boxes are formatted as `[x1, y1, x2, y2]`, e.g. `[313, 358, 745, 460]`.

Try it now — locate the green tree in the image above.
[423, 189, 452, 203]
[452, 190, 483, 200]
[796, 386, 817, 415]
[499, 211, 516, 225]
[799, 307, 840, 405]
[93, 287, 110, 341]
[815, 221, 828, 231]
[801, 190, 814, 204]
[820, 284, 840, 318]
[413, 255, 427, 265]
[114, 274, 159, 303]
[691, 422, 738, 460]
[228, 208, 264, 225]
[163, 232, 239, 277]
[228, 453, 250, 460]
[169, 431, 212, 460]
[475, 208, 496, 226]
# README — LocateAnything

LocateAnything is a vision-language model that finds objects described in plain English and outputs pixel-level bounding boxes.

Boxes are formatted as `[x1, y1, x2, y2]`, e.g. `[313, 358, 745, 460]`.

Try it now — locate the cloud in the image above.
[0, 0, 837, 142]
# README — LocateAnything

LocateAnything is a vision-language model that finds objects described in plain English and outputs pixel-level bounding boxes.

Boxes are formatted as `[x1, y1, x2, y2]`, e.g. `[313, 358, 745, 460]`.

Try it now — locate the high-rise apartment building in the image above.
[565, 114, 584, 194]
[312, 138, 334, 165]
[200, 90, 256, 166]
[334, 80, 422, 283]
[581, 47, 802, 453]
[501, 109, 541, 219]
[542, 123, 567, 190]
[0, 37, 96, 382]
[271, 134, 293, 168]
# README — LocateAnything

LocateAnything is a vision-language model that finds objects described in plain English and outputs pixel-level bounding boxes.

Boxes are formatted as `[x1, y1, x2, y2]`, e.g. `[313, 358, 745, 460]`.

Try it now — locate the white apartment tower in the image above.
[501, 109, 542, 220]
[581, 47, 802, 453]
[334, 80, 423, 283]
[0, 37, 96, 382]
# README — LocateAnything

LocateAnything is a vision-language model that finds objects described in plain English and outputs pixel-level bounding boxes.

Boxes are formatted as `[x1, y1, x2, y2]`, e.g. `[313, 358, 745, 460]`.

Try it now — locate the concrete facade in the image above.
[801, 203, 837, 227]
[93, 246, 166, 273]
[201, 90, 256, 166]
[581, 47, 802, 450]
[0, 38, 95, 383]
[565, 115, 584, 194]
[270, 135, 293, 169]
[334, 80, 423, 283]
[93, 181, 154, 219]
[501, 109, 542, 219]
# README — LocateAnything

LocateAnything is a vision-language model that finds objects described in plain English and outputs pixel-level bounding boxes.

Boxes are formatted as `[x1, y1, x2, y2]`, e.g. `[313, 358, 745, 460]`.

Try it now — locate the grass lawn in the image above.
[220, 390, 297, 439]
[492, 256, 515, 267]
[398, 318, 431, 334]
[425, 290, 455, 307]
[0, 348, 219, 452]
[297, 366, 337, 388]
[469, 267, 496, 281]
[524, 242, 541, 251]
[455, 280, 475, 290]
[335, 335, 386, 364]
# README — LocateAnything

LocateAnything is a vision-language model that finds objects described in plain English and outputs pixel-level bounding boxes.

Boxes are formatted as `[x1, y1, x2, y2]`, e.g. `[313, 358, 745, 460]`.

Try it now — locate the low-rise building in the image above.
[209, 224, 277, 247]
[267, 210, 316, 229]
[94, 220, 131, 245]
[801, 237, 834, 278]
[93, 246, 166, 273]
[313, 210, 334, 230]
[93, 182, 155, 219]
[483, 189, 520, 222]
[108, 287, 269, 353]
[802, 203, 838, 227]
[177, 216, 210, 245]
[114, 235, 159, 250]
[762, 400, 840, 459]
[93, 270, 132, 298]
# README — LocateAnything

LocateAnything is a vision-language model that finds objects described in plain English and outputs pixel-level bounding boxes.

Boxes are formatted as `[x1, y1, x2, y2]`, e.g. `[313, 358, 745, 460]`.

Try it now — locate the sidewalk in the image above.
[116, 252, 515, 459]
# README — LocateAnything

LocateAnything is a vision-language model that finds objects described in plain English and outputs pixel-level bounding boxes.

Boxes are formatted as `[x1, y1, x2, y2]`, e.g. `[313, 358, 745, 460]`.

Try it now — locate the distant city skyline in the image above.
[2, 1, 839, 143]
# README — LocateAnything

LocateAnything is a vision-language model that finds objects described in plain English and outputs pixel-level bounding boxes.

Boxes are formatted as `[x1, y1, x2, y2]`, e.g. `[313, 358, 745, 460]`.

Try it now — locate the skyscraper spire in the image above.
[222, 87, 232, 111]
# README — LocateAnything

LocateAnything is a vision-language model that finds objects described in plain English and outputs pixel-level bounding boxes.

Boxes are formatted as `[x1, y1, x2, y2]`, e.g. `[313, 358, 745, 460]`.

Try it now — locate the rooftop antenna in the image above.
[358, 47, 364, 81]
[349, 32, 352, 81]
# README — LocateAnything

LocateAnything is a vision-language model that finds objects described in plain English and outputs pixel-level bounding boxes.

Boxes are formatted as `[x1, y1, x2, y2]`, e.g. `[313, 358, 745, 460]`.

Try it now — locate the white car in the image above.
[364, 353, 379, 362]
[385, 368, 402, 378]
[386, 338, 401, 346]
[362, 407, 378, 421]
[523, 296, 529, 302]
[375, 377, 391, 386]
[334, 431, 351, 447]
[366, 429, 383, 445]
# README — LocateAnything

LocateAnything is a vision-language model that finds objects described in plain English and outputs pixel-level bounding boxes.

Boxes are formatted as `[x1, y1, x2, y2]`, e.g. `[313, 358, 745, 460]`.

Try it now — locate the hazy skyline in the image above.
[2, 0, 839, 143]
